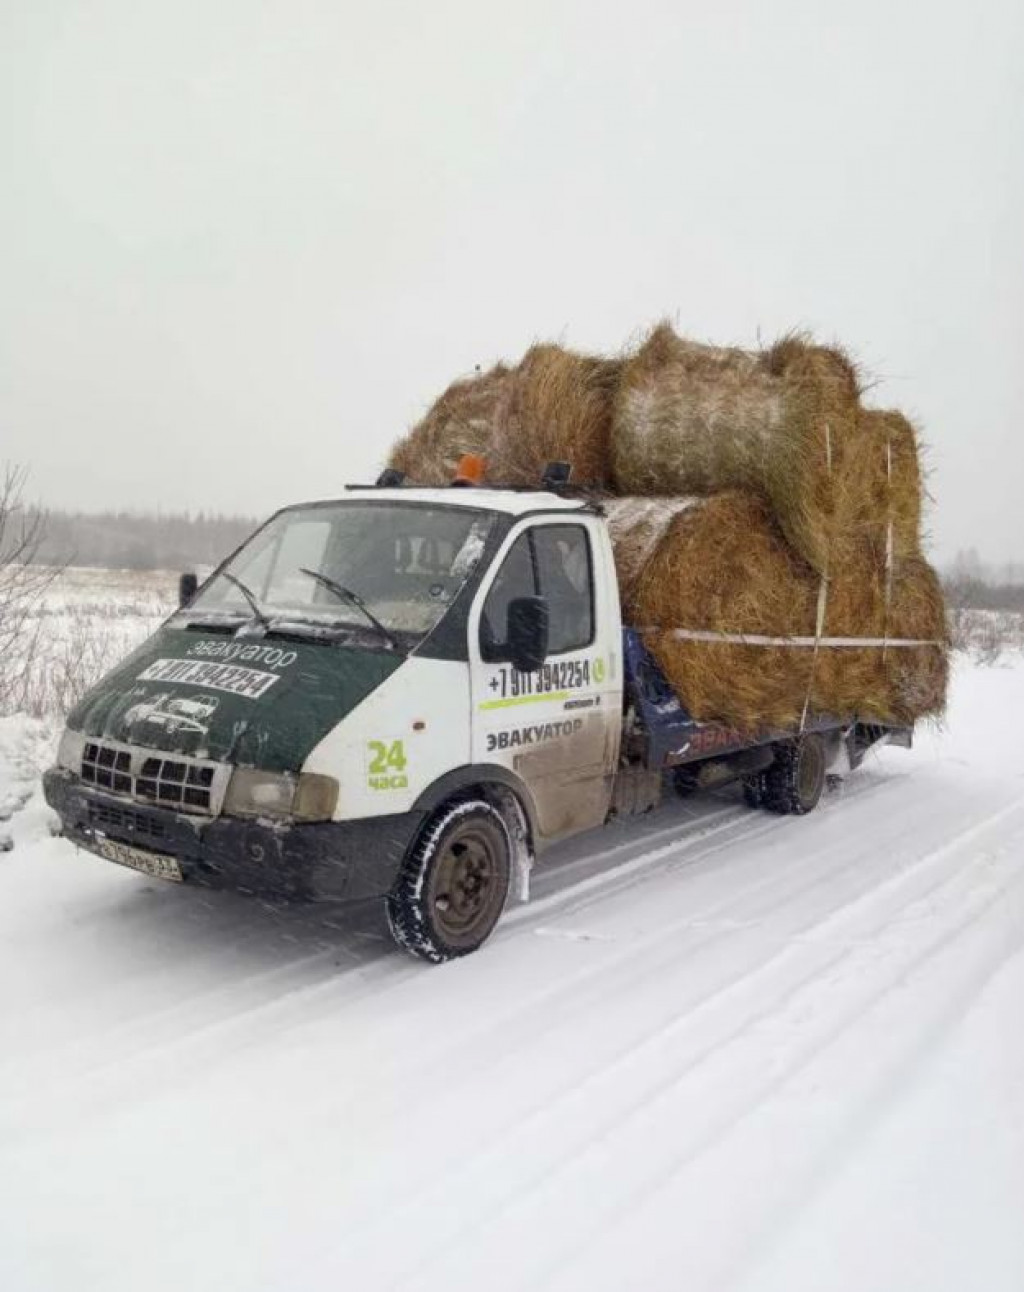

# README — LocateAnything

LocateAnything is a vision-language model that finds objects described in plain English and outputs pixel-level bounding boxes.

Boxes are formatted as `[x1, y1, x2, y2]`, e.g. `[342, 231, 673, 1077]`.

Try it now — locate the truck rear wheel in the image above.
[386, 799, 512, 963]
[763, 735, 826, 816]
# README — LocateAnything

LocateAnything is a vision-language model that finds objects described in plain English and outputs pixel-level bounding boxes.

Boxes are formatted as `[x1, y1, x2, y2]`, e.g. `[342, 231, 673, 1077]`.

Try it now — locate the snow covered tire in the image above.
[763, 735, 826, 816]
[386, 799, 512, 964]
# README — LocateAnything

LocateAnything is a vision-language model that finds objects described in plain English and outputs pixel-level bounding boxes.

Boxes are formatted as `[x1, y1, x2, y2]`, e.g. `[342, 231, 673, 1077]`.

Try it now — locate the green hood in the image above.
[68, 626, 403, 772]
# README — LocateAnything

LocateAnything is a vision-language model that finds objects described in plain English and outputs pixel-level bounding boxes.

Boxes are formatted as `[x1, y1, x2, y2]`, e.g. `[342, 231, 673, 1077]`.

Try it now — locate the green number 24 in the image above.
[368, 740, 407, 775]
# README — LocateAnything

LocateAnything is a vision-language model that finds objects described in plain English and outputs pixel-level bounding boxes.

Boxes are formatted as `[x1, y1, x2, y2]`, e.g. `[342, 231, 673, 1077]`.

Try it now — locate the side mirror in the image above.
[178, 571, 199, 608]
[507, 596, 549, 674]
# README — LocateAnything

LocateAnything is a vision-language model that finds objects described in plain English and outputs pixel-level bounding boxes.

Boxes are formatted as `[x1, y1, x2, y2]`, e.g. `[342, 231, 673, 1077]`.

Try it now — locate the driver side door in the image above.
[469, 518, 619, 844]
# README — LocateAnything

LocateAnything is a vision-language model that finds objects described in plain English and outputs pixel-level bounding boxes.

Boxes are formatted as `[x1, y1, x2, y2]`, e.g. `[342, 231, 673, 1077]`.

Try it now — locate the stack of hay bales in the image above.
[388, 323, 948, 729]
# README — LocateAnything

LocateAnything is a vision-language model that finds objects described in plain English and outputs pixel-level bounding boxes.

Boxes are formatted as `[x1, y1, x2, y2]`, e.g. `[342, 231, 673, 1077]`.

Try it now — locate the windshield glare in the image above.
[186, 503, 494, 640]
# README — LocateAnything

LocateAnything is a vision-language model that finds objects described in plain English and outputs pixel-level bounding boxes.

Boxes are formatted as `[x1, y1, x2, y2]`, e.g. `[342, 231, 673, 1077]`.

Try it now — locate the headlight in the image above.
[222, 769, 339, 822]
[57, 729, 86, 772]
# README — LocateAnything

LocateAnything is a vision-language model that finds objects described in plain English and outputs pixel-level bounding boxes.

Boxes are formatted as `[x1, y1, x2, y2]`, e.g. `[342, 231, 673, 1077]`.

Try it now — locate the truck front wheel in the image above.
[386, 799, 512, 963]
[763, 735, 826, 816]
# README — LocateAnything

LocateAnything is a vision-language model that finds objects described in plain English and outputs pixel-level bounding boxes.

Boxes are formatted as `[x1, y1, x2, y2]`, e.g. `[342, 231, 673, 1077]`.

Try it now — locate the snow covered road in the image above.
[2, 662, 1023, 1291]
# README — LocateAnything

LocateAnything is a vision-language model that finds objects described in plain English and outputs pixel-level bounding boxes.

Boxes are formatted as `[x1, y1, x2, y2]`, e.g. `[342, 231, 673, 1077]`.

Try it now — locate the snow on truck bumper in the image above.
[42, 768, 424, 902]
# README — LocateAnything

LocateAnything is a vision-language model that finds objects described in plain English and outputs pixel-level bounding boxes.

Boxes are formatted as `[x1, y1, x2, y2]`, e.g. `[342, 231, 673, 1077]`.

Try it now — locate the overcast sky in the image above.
[2, 0, 1021, 565]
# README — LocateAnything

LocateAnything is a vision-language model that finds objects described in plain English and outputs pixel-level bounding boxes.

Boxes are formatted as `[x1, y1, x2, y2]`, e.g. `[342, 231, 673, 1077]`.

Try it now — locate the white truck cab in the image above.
[46, 485, 630, 961]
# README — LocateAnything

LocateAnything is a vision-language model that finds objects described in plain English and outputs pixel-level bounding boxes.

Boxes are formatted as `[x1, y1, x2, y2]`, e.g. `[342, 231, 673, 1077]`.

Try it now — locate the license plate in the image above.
[92, 837, 183, 883]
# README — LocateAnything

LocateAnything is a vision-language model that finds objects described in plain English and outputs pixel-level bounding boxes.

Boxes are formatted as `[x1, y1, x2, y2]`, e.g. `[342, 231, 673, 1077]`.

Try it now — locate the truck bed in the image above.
[621, 628, 912, 773]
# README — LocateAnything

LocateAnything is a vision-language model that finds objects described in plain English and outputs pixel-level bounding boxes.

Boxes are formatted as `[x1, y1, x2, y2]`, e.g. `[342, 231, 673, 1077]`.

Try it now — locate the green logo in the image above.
[593, 657, 606, 684]
[367, 739, 409, 790]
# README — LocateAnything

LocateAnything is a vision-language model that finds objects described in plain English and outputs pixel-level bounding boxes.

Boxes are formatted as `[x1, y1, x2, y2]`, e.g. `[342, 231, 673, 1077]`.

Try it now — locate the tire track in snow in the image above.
[4, 763, 899, 1110]
[0, 797, 780, 1115]
[718, 897, 1024, 1292]
[391, 781, 913, 1095]
[340, 796, 1024, 1291]
[486, 800, 1024, 1292]
[508, 770, 904, 927]
[292, 794, 1024, 1289]
[0, 774, 949, 1156]
[0, 774, 907, 1227]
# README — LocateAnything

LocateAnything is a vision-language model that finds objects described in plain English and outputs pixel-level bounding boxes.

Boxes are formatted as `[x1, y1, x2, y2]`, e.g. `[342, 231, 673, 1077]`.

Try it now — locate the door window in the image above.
[534, 526, 594, 653]
[479, 524, 594, 660]
[480, 534, 535, 660]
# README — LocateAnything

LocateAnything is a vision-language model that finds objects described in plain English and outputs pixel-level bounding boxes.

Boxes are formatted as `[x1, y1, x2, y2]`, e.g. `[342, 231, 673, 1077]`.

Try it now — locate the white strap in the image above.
[641, 628, 941, 648]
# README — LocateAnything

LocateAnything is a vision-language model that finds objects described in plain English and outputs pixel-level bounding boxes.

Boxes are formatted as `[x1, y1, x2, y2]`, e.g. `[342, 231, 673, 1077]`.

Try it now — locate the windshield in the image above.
[183, 502, 494, 642]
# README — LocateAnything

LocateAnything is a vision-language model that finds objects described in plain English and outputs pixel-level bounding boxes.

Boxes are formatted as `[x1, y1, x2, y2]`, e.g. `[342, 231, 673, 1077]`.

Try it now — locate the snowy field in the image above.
[1, 572, 1023, 1291]
[2, 566, 175, 722]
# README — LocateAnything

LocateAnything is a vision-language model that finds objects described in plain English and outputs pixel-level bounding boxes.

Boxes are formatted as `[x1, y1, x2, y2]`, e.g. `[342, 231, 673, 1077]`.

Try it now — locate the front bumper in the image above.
[43, 768, 424, 903]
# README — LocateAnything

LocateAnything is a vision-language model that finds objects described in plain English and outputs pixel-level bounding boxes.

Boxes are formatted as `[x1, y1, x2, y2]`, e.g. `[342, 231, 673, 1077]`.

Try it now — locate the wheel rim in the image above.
[431, 824, 504, 944]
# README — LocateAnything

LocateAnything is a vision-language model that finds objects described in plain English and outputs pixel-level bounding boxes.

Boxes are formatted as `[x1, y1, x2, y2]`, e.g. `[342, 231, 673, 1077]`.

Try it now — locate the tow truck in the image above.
[44, 463, 911, 961]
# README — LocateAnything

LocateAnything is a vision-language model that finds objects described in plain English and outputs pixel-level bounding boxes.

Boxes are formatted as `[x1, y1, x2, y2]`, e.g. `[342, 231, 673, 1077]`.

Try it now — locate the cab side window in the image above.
[534, 526, 593, 653]
[479, 525, 594, 660]
[480, 534, 536, 660]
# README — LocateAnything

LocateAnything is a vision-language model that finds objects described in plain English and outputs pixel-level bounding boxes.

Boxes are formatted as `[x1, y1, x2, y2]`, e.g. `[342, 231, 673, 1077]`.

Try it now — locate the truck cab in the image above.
[45, 485, 625, 961]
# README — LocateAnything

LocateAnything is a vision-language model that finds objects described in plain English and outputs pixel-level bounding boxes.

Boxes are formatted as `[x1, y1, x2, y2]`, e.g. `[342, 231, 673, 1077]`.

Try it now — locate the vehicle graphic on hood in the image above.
[122, 692, 220, 737]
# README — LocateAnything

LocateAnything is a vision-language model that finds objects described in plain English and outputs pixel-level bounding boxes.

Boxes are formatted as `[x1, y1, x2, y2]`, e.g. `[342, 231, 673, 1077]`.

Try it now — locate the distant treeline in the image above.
[942, 549, 1024, 612]
[942, 576, 1024, 614]
[33, 509, 261, 572]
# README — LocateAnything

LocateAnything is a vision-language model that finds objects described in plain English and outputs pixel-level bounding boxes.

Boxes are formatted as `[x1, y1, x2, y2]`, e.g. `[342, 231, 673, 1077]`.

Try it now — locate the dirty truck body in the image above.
[44, 485, 911, 961]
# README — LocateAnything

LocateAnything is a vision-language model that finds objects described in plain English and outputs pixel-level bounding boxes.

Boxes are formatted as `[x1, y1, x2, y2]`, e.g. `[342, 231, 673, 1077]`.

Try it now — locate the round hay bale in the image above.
[807, 555, 946, 724]
[813, 556, 888, 721]
[835, 408, 923, 562]
[622, 493, 819, 728]
[388, 364, 514, 486]
[611, 323, 862, 574]
[602, 496, 700, 599]
[488, 344, 621, 488]
[612, 495, 947, 730]
[881, 555, 949, 723]
[814, 541, 947, 723]
[390, 345, 621, 489]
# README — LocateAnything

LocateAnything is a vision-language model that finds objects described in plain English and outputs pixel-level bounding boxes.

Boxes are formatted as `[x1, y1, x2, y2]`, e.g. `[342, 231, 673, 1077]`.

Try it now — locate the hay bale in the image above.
[611, 323, 862, 574]
[879, 555, 949, 723]
[388, 364, 514, 486]
[390, 345, 620, 489]
[622, 493, 819, 728]
[602, 496, 700, 598]
[612, 495, 947, 729]
[488, 345, 620, 488]
[808, 556, 887, 721]
[838, 408, 923, 561]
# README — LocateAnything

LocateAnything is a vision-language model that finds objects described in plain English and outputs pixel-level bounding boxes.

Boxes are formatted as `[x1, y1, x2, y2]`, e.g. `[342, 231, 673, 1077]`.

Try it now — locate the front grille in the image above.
[137, 757, 215, 810]
[81, 741, 222, 815]
[82, 743, 132, 795]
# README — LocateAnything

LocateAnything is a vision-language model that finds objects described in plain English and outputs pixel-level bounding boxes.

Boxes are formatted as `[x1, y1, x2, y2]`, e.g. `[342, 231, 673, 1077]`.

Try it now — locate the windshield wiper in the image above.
[221, 571, 270, 629]
[298, 568, 400, 651]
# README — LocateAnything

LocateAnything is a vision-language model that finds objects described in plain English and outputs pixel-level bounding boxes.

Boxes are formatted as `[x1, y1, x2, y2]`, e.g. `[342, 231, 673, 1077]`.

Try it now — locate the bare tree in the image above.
[0, 465, 60, 715]
[943, 565, 980, 652]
